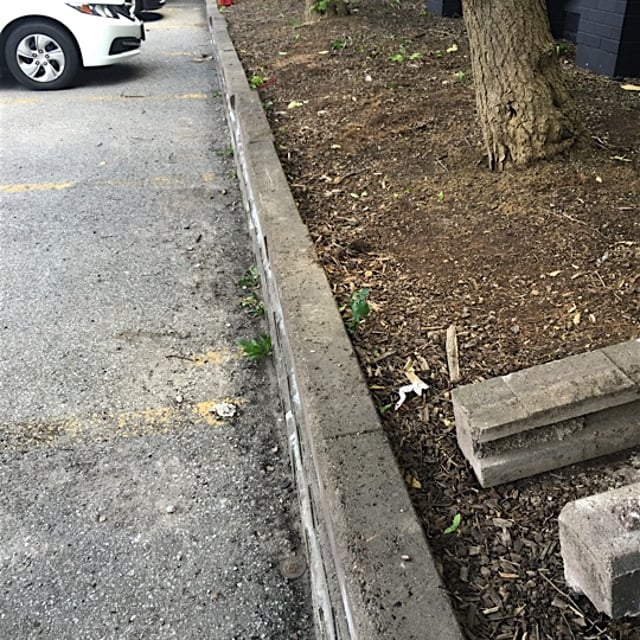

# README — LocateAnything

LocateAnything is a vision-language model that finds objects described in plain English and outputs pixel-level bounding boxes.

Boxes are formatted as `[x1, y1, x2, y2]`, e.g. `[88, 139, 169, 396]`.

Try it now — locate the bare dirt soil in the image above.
[224, 1, 640, 637]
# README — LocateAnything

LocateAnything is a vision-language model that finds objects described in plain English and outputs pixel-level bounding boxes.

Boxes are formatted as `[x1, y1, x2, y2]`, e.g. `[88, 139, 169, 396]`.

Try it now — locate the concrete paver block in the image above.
[453, 341, 640, 486]
[603, 339, 640, 385]
[559, 482, 640, 619]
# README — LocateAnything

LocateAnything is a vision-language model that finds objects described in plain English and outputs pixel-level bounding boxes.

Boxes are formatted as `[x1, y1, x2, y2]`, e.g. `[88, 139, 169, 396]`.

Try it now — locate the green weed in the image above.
[313, 0, 330, 13]
[238, 265, 259, 289]
[389, 45, 421, 63]
[444, 513, 462, 534]
[346, 287, 371, 333]
[215, 145, 234, 158]
[238, 333, 273, 360]
[241, 293, 265, 318]
[249, 74, 266, 90]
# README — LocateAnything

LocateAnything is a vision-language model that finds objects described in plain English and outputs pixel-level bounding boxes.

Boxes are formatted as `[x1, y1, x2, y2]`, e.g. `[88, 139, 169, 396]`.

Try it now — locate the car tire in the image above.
[4, 21, 80, 90]
[132, 0, 144, 18]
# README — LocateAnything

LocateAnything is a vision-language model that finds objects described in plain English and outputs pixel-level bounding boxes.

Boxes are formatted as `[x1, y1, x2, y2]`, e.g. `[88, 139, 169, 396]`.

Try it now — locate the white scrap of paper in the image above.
[394, 378, 429, 411]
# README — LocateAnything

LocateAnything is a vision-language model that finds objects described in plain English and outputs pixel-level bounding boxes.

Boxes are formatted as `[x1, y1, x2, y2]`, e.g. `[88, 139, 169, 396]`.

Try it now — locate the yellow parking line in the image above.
[1, 173, 216, 194]
[0, 181, 75, 194]
[0, 93, 208, 106]
[0, 97, 40, 106]
[0, 397, 246, 450]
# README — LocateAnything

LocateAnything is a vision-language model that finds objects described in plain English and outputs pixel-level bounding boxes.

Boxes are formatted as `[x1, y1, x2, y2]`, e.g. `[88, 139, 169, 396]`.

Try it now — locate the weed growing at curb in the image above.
[238, 265, 259, 289]
[216, 144, 234, 158]
[238, 333, 273, 360]
[238, 265, 264, 317]
[249, 74, 266, 89]
[241, 292, 265, 317]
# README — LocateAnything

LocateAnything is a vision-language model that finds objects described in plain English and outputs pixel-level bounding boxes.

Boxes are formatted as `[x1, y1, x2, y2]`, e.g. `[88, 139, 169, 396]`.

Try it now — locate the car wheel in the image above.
[4, 21, 80, 90]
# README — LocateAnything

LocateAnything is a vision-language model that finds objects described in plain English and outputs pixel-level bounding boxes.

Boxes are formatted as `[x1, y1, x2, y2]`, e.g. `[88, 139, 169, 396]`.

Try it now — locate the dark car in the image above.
[128, 0, 166, 17]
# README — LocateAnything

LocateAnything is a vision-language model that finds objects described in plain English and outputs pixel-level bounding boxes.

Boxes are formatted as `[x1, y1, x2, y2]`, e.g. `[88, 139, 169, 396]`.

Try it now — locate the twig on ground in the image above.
[446, 324, 461, 384]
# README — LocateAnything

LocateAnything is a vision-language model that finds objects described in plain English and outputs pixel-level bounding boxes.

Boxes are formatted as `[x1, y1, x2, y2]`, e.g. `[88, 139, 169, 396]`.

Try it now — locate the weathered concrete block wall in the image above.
[452, 339, 640, 487]
[559, 482, 640, 618]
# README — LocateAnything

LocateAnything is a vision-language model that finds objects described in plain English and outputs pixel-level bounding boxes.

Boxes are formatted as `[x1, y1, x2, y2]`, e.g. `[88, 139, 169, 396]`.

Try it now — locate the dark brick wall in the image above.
[617, 1, 640, 76]
[575, 0, 627, 76]
[426, 0, 462, 17]
[426, 0, 639, 78]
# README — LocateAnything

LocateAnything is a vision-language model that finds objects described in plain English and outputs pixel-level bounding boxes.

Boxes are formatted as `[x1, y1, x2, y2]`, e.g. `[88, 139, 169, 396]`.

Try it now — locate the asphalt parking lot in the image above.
[0, 2, 313, 637]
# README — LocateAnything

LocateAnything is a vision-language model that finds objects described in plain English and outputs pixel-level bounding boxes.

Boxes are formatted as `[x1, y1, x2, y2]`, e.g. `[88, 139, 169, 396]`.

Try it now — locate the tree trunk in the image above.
[461, 0, 584, 169]
[304, 0, 348, 23]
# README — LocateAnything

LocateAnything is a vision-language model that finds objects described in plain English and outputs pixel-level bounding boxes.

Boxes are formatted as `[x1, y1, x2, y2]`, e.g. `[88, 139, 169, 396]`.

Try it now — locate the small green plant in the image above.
[389, 45, 406, 62]
[241, 293, 265, 317]
[313, 0, 330, 13]
[444, 513, 462, 534]
[331, 39, 347, 51]
[555, 42, 569, 57]
[293, 33, 301, 42]
[346, 287, 371, 333]
[389, 45, 421, 63]
[238, 333, 272, 360]
[454, 70, 466, 81]
[249, 74, 266, 90]
[238, 265, 259, 289]
[437, 191, 444, 203]
[215, 144, 234, 158]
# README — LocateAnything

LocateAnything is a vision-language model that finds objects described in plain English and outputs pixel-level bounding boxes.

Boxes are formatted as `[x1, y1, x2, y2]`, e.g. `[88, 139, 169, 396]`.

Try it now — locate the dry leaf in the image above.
[404, 473, 422, 489]
[621, 83, 640, 91]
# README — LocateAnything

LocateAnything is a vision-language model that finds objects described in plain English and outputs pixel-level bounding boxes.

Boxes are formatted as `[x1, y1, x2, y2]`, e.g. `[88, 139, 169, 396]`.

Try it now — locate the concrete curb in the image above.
[205, 3, 465, 639]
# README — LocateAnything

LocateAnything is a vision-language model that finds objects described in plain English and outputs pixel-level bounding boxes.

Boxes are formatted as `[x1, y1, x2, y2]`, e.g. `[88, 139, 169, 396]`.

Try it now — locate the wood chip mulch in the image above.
[224, 1, 640, 637]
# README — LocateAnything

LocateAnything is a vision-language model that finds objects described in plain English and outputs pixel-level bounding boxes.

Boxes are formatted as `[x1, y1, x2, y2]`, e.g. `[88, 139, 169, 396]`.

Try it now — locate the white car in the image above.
[0, 1, 144, 90]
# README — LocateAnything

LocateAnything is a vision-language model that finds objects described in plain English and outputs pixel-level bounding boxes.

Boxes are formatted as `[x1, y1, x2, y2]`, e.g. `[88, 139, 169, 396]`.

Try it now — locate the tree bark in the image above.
[304, 0, 348, 23]
[461, 0, 584, 169]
